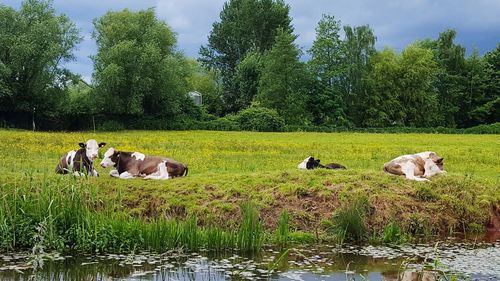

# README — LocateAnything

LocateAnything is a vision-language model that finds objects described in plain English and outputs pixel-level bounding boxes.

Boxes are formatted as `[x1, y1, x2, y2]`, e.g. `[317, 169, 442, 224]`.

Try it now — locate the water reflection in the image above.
[0, 240, 499, 281]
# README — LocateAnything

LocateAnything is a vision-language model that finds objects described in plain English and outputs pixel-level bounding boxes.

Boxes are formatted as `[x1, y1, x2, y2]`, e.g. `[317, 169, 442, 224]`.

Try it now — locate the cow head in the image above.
[100, 147, 119, 168]
[428, 152, 444, 171]
[306, 157, 322, 169]
[79, 139, 106, 161]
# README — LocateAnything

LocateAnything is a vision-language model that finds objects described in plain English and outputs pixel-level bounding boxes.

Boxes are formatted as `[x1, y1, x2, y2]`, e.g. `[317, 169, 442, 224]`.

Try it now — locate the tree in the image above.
[433, 29, 466, 127]
[471, 43, 500, 125]
[341, 25, 377, 126]
[0, 0, 81, 116]
[92, 8, 189, 118]
[307, 14, 348, 126]
[199, 0, 292, 114]
[256, 29, 310, 124]
[398, 44, 440, 126]
[363, 48, 403, 127]
[234, 51, 263, 112]
[364, 45, 439, 127]
[185, 59, 223, 116]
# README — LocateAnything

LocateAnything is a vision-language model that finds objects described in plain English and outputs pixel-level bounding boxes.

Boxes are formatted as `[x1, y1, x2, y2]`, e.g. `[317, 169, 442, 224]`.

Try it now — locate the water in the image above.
[1, 240, 499, 281]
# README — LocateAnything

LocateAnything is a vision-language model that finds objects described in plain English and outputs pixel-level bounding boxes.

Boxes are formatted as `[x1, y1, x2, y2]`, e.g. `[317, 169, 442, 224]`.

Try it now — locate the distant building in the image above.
[188, 91, 202, 106]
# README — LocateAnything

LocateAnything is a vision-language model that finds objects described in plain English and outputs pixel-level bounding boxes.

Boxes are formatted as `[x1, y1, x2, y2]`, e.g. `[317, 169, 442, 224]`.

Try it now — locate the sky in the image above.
[3, 0, 500, 83]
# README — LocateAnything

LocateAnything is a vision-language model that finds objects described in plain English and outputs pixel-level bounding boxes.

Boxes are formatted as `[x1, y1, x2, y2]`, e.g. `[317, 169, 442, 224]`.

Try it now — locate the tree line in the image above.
[1, 0, 498, 131]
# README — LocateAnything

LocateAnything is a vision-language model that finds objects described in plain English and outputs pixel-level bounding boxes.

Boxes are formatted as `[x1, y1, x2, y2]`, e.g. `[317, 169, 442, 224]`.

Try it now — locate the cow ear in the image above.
[79, 143, 85, 148]
[99, 142, 106, 147]
[317, 159, 321, 163]
[437, 157, 443, 163]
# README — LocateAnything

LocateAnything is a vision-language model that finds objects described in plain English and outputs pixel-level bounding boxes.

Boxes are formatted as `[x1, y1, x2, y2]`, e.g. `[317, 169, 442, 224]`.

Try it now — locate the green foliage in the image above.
[0, 0, 81, 115]
[275, 210, 290, 247]
[331, 196, 369, 243]
[464, 122, 500, 134]
[92, 8, 193, 118]
[379, 221, 411, 244]
[199, 0, 292, 114]
[237, 202, 263, 253]
[342, 25, 377, 127]
[257, 29, 310, 124]
[99, 120, 125, 131]
[237, 106, 285, 132]
[307, 14, 348, 126]
[416, 185, 438, 202]
[185, 59, 223, 116]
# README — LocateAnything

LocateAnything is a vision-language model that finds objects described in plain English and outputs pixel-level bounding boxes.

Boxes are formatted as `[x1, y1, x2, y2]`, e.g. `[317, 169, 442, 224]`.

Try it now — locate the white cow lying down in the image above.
[383, 151, 446, 181]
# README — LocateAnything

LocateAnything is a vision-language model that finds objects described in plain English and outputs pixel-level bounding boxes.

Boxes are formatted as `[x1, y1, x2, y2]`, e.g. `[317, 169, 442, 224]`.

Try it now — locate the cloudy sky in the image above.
[3, 0, 500, 82]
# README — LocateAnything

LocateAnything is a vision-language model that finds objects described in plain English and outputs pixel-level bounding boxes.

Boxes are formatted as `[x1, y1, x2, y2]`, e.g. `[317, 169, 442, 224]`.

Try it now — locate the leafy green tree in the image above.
[472, 43, 500, 125]
[256, 29, 310, 124]
[364, 45, 439, 127]
[234, 51, 263, 112]
[341, 25, 377, 126]
[92, 8, 189, 118]
[307, 14, 348, 126]
[0, 0, 81, 116]
[185, 59, 223, 116]
[199, 0, 292, 114]
[363, 48, 403, 127]
[433, 29, 466, 127]
[398, 44, 440, 126]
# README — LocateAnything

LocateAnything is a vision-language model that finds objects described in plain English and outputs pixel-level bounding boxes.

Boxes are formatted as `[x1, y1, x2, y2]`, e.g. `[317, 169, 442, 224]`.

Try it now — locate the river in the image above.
[1, 237, 499, 280]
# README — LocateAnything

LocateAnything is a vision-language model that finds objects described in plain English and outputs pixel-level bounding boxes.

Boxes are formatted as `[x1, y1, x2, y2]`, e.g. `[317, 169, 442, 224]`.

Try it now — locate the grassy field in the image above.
[0, 129, 499, 251]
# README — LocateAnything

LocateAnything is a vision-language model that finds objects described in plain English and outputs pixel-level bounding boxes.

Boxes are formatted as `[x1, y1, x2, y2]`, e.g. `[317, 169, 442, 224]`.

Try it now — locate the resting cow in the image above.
[55, 139, 106, 176]
[99, 148, 188, 180]
[383, 151, 446, 181]
[297, 156, 347, 170]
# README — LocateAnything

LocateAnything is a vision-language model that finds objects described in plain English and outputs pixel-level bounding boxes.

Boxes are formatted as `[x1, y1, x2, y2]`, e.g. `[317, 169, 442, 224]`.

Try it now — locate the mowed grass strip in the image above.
[0, 129, 499, 235]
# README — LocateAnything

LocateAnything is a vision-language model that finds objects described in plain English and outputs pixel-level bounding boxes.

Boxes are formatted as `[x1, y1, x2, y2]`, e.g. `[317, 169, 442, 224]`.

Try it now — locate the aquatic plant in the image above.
[275, 209, 290, 248]
[331, 196, 369, 243]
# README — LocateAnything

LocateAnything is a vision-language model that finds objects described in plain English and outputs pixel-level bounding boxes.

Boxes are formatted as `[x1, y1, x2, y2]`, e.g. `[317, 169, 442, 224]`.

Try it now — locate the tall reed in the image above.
[0, 176, 265, 253]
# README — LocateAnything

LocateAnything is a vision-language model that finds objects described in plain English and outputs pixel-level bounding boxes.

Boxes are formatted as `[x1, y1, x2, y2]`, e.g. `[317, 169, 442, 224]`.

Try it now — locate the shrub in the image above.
[464, 122, 500, 134]
[237, 106, 285, 132]
[331, 196, 369, 243]
[99, 120, 125, 131]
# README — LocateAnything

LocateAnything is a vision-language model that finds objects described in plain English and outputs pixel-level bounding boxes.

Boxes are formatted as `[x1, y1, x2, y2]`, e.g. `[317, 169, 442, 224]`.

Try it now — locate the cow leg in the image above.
[119, 171, 135, 179]
[402, 163, 428, 181]
[109, 169, 120, 177]
[90, 168, 99, 177]
[72, 171, 85, 177]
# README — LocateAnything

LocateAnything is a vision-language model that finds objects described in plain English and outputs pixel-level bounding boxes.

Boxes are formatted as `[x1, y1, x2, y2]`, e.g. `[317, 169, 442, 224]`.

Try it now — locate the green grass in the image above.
[0, 129, 499, 252]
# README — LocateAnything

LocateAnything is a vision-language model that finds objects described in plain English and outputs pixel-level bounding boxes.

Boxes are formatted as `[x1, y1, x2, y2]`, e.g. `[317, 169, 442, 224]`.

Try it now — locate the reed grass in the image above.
[331, 196, 369, 243]
[0, 178, 265, 253]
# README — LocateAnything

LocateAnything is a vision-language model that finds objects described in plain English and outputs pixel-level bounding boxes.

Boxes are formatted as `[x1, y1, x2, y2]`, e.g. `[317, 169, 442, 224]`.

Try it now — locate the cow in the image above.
[99, 148, 188, 180]
[55, 139, 106, 176]
[297, 156, 347, 170]
[383, 151, 446, 181]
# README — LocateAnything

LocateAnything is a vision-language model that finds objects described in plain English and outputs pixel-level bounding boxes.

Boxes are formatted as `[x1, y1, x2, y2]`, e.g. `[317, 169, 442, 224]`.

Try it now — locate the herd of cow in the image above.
[55, 139, 187, 180]
[56, 139, 446, 181]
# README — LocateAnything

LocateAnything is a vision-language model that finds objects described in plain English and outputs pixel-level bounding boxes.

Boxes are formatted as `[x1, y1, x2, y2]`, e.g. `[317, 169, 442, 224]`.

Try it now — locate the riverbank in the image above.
[0, 130, 498, 253]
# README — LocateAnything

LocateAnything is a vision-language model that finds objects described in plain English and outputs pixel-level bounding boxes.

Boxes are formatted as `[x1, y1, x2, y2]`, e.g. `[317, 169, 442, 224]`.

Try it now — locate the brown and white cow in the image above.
[55, 139, 106, 176]
[383, 151, 446, 181]
[99, 148, 188, 180]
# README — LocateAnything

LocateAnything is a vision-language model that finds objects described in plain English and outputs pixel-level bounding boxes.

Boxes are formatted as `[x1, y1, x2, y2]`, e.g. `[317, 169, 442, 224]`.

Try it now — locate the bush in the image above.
[99, 120, 125, 131]
[237, 107, 285, 132]
[464, 122, 500, 134]
[331, 196, 369, 243]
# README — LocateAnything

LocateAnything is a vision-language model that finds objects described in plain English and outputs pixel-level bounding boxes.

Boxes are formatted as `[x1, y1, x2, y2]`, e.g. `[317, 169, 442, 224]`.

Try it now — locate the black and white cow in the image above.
[55, 139, 106, 176]
[100, 148, 188, 180]
[297, 156, 347, 170]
